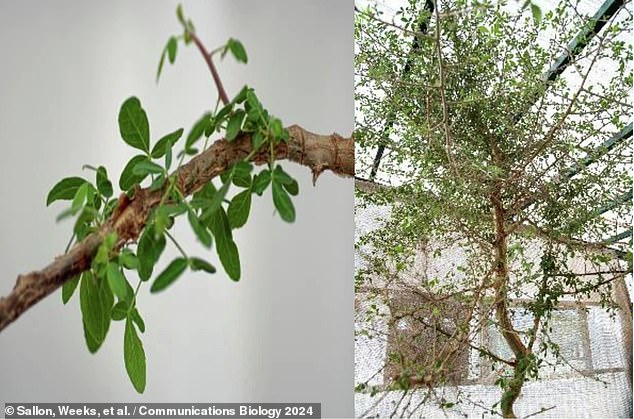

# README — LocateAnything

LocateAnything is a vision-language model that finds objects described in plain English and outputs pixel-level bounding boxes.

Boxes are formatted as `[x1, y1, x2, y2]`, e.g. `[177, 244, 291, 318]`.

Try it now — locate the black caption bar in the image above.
[3, 403, 320, 419]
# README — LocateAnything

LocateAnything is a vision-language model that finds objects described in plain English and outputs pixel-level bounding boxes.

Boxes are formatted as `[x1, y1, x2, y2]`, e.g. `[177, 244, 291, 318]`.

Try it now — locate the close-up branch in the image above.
[0, 7, 355, 335]
[0, 1, 355, 408]
[0, 126, 353, 333]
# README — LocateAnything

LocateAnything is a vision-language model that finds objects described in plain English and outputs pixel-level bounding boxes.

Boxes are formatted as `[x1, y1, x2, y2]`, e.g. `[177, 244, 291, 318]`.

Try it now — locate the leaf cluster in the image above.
[47, 4, 300, 393]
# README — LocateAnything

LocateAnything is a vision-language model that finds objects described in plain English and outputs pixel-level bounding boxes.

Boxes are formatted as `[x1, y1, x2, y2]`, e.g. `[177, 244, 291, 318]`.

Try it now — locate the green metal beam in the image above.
[543, 0, 625, 83]
[514, 0, 626, 123]
[369, 1, 434, 180]
[520, 124, 632, 212]
[605, 229, 632, 244]
[593, 190, 633, 217]
[562, 123, 632, 180]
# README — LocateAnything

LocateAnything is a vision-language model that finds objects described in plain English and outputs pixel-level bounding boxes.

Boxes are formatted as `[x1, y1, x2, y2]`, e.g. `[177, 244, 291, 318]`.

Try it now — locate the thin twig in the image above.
[189, 32, 230, 105]
[433, 1, 458, 177]
[524, 406, 557, 419]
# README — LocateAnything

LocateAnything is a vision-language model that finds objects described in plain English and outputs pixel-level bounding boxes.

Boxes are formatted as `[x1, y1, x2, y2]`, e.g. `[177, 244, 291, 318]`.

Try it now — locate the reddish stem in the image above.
[189, 32, 230, 105]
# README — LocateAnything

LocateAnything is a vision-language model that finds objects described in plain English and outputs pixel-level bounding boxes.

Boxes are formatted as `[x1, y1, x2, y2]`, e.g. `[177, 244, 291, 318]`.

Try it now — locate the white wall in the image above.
[0, 1, 353, 416]
[354, 205, 632, 418]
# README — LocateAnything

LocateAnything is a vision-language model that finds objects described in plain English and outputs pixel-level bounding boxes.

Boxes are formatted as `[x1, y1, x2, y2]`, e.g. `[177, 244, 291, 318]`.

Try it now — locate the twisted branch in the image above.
[0, 126, 353, 333]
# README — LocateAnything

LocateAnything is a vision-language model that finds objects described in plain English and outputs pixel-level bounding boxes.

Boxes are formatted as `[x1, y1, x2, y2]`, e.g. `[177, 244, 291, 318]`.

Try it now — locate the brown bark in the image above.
[0, 125, 353, 333]
[491, 192, 529, 419]
[614, 276, 633, 390]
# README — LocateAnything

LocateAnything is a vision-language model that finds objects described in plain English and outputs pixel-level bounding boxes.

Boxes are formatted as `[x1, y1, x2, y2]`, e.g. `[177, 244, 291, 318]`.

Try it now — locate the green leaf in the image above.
[185, 112, 212, 150]
[283, 179, 299, 196]
[92, 232, 118, 272]
[531, 4, 542, 23]
[133, 160, 164, 176]
[190, 198, 212, 209]
[188, 210, 212, 248]
[151, 128, 183, 158]
[119, 249, 139, 270]
[118, 97, 150, 153]
[188, 257, 216, 274]
[153, 209, 169, 237]
[120, 155, 149, 191]
[208, 209, 241, 281]
[252, 170, 271, 195]
[269, 117, 283, 139]
[71, 183, 89, 213]
[226, 110, 246, 141]
[176, 4, 186, 25]
[46, 177, 88, 206]
[165, 146, 173, 171]
[154, 203, 185, 236]
[193, 182, 217, 200]
[232, 161, 253, 187]
[96, 166, 113, 198]
[201, 176, 232, 220]
[160, 202, 189, 217]
[112, 301, 128, 321]
[156, 50, 166, 83]
[102, 198, 116, 217]
[232, 174, 252, 188]
[234, 161, 253, 176]
[107, 262, 129, 301]
[103, 231, 119, 248]
[252, 131, 265, 149]
[204, 116, 217, 138]
[227, 38, 248, 63]
[232, 85, 250, 104]
[149, 173, 166, 191]
[227, 189, 251, 229]
[182, 147, 198, 156]
[56, 207, 77, 223]
[273, 165, 294, 185]
[245, 89, 264, 121]
[124, 278, 135, 302]
[62, 275, 80, 304]
[186, 19, 195, 34]
[132, 308, 146, 333]
[167, 36, 178, 64]
[74, 208, 95, 240]
[216, 103, 233, 122]
[272, 181, 295, 223]
[80, 271, 113, 353]
[137, 225, 166, 281]
[150, 257, 188, 293]
[124, 317, 146, 393]
[83, 319, 100, 353]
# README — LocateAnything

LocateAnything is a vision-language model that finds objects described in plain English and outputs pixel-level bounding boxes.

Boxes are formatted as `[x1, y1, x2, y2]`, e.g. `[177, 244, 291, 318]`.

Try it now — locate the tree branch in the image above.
[0, 125, 354, 332]
[189, 32, 230, 105]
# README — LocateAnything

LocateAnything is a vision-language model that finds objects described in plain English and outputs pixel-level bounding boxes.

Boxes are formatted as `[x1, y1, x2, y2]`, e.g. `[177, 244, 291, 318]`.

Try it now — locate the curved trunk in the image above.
[491, 193, 529, 418]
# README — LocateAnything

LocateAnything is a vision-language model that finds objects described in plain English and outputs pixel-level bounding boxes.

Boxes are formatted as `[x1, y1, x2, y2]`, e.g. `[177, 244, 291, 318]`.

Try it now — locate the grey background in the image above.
[0, 1, 353, 417]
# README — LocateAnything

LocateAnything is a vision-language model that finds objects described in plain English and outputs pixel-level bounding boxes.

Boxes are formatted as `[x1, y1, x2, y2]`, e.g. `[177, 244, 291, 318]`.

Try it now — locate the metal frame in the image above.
[369, 0, 628, 178]
[543, 0, 626, 83]
[369, 0, 434, 180]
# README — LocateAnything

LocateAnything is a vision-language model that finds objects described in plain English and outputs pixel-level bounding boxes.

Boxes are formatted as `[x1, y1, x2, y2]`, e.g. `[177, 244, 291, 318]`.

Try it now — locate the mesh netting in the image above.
[355, 204, 633, 418]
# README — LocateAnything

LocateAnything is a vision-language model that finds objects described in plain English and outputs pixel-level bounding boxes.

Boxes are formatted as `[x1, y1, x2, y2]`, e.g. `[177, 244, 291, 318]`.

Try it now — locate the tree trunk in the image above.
[491, 192, 529, 419]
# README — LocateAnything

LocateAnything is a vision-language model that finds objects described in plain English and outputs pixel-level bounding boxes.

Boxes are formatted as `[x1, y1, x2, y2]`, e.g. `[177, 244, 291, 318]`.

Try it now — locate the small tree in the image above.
[0, 5, 353, 393]
[355, 0, 631, 417]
